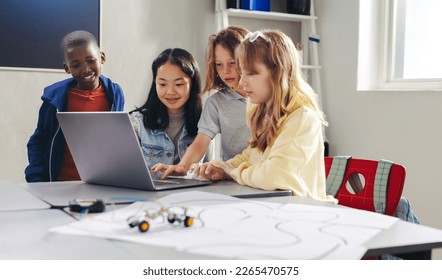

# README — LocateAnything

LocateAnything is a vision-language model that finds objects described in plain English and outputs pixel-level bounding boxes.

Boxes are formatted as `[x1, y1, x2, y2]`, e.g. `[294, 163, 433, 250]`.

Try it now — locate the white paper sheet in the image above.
[50, 191, 398, 259]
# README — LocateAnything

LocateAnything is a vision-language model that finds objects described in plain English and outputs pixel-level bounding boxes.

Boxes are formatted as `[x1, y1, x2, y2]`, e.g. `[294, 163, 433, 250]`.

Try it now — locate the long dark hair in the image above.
[132, 48, 202, 136]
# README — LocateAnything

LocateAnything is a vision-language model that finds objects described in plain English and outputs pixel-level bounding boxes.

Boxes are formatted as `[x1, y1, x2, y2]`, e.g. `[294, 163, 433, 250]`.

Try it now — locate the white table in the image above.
[21, 180, 291, 207]
[0, 180, 49, 211]
[1, 180, 441, 259]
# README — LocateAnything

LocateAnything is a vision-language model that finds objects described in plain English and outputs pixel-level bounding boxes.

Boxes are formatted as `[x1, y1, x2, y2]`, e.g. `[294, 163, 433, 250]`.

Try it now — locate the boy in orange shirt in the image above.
[25, 30, 125, 182]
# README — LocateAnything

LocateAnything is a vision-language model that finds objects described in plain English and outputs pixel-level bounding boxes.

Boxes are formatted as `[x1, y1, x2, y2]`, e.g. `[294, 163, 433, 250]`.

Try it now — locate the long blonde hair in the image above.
[236, 29, 327, 152]
[202, 25, 249, 93]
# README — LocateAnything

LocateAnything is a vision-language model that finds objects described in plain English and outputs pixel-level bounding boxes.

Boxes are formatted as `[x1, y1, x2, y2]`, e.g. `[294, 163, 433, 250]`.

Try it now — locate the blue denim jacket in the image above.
[130, 112, 195, 169]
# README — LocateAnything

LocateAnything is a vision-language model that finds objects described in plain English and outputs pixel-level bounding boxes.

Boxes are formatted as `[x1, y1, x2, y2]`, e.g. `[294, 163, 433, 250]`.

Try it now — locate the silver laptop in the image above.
[56, 112, 211, 191]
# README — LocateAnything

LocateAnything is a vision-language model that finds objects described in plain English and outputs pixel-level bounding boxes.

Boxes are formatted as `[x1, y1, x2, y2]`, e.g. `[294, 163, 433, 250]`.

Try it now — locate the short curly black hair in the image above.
[60, 30, 99, 57]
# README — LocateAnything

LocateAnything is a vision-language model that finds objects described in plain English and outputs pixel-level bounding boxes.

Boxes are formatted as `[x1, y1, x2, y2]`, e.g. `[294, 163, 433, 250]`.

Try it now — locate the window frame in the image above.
[358, 0, 442, 91]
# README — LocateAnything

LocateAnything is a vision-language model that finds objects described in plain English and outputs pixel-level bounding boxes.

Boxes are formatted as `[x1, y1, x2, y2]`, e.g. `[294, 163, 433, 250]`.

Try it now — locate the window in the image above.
[357, 0, 442, 91]
[391, 0, 442, 80]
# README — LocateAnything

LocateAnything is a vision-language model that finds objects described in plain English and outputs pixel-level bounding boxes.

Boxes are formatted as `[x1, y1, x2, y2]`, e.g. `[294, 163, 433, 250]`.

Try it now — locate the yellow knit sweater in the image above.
[228, 106, 337, 203]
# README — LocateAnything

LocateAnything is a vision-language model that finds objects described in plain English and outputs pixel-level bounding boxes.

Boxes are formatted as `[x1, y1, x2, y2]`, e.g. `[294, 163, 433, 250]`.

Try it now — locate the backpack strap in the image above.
[326, 156, 352, 196]
[373, 159, 393, 214]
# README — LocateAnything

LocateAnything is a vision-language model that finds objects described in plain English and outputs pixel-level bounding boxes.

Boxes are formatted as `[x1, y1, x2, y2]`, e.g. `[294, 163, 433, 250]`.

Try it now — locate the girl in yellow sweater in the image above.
[197, 29, 336, 203]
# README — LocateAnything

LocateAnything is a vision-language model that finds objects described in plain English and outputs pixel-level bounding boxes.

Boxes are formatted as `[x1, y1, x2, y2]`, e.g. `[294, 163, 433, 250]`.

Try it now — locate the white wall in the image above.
[0, 0, 215, 182]
[316, 0, 442, 259]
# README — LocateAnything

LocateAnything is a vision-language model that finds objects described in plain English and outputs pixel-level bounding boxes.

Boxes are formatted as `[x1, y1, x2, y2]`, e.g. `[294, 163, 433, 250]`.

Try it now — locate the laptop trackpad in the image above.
[152, 180, 181, 185]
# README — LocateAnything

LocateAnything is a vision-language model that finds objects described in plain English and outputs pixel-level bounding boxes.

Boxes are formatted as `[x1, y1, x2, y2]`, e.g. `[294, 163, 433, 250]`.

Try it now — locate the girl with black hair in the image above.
[130, 48, 202, 177]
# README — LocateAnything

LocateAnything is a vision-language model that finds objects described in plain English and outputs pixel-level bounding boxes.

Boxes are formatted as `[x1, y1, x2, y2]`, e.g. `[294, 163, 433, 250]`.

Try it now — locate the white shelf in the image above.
[225, 8, 317, 22]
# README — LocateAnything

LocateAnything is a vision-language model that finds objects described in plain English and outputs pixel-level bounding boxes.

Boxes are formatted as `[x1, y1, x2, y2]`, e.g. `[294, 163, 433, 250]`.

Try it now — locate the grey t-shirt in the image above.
[166, 112, 185, 164]
[198, 88, 251, 161]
